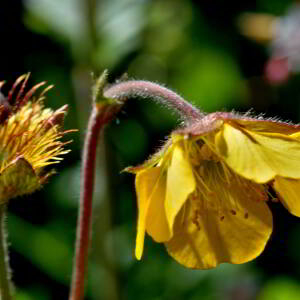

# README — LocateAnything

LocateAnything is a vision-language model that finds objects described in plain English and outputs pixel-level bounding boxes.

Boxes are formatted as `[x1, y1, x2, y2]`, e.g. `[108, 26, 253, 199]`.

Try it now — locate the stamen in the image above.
[271, 197, 279, 203]
[180, 202, 187, 225]
[187, 138, 269, 228]
[15, 73, 30, 104]
[192, 220, 201, 231]
[7, 74, 28, 103]
[192, 210, 201, 231]
[194, 170, 213, 193]
[230, 209, 237, 215]
[267, 189, 279, 202]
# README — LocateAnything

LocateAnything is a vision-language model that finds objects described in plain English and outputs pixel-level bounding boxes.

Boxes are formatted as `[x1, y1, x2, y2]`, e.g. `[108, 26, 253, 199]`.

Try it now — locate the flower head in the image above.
[0, 74, 73, 203]
[127, 112, 300, 269]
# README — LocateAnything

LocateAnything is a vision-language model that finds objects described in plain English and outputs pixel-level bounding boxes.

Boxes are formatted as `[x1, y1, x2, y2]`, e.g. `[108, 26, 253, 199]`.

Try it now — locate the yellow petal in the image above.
[166, 164, 273, 269]
[235, 119, 300, 134]
[165, 143, 196, 236]
[216, 123, 300, 183]
[146, 174, 171, 243]
[290, 132, 300, 139]
[135, 167, 170, 259]
[125, 140, 173, 174]
[273, 177, 300, 217]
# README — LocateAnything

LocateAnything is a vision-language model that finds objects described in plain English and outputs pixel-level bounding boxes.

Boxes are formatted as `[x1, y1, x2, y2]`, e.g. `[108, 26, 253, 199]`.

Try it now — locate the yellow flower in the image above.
[127, 112, 300, 269]
[0, 74, 73, 203]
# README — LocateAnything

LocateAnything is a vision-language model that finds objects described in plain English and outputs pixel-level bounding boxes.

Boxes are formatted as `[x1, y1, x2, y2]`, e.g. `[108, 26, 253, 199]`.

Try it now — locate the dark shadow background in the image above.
[1, 0, 300, 299]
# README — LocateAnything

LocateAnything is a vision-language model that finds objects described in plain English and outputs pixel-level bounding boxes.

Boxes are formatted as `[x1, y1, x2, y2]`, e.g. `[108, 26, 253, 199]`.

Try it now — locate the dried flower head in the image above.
[0, 74, 73, 203]
[127, 111, 300, 269]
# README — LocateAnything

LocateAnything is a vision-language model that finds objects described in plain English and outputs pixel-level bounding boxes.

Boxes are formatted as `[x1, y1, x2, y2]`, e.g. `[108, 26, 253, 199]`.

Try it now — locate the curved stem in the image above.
[69, 77, 201, 300]
[0, 205, 13, 300]
[69, 104, 121, 300]
[104, 80, 204, 121]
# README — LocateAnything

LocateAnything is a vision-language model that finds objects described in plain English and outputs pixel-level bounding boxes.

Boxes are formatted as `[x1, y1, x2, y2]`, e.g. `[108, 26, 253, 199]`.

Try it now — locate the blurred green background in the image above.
[1, 0, 300, 299]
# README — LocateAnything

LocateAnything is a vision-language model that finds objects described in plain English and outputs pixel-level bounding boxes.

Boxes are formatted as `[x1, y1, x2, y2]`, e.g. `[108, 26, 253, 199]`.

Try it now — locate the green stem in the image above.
[0, 205, 13, 300]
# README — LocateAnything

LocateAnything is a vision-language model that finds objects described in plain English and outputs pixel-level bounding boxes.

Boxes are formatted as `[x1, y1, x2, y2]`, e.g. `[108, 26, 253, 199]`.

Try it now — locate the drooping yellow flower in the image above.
[0, 74, 73, 203]
[127, 112, 300, 269]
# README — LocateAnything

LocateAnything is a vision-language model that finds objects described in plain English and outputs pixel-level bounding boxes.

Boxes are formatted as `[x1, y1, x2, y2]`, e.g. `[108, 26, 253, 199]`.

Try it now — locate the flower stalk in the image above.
[0, 205, 13, 300]
[104, 80, 204, 122]
[69, 74, 200, 299]
[69, 107, 102, 300]
[69, 72, 124, 300]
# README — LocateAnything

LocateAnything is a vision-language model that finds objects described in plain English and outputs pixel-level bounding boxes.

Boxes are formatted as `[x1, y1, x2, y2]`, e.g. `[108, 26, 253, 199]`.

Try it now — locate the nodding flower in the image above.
[126, 111, 300, 269]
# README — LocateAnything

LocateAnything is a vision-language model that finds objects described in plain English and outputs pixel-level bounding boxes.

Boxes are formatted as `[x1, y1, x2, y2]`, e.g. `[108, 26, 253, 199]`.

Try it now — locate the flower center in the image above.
[186, 140, 268, 230]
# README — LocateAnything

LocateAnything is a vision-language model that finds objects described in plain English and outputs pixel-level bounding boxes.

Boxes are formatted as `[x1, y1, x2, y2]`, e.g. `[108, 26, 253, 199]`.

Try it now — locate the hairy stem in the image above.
[70, 77, 201, 299]
[69, 107, 103, 300]
[69, 104, 121, 300]
[0, 205, 13, 300]
[104, 80, 204, 121]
